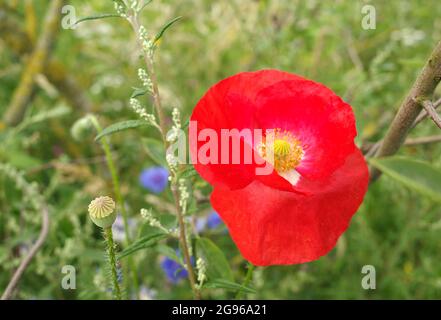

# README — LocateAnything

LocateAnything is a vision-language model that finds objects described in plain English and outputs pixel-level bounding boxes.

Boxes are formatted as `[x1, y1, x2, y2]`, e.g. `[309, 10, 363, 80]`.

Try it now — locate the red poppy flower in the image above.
[190, 70, 369, 266]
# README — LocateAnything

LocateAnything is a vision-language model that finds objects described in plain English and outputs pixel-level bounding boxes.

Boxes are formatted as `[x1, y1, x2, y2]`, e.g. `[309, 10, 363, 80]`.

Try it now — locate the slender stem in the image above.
[104, 227, 122, 300]
[89, 115, 139, 298]
[370, 40, 441, 182]
[171, 184, 201, 300]
[128, 13, 201, 300]
[1, 206, 49, 300]
[412, 97, 441, 128]
[404, 134, 441, 146]
[235, 263, 255, 300]
[419, 99, 441, 129]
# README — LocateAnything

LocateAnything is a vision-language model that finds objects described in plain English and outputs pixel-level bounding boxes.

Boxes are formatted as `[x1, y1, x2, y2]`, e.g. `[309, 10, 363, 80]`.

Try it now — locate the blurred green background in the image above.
[0, 0, 440, 299]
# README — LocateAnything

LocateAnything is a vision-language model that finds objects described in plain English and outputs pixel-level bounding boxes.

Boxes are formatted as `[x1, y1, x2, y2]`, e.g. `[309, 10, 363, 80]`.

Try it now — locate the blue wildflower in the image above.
[139, 166, 169, 193]
[206, 211, 223, 229]
[195, 217, 207, 233]
[160, 251, 194, 284]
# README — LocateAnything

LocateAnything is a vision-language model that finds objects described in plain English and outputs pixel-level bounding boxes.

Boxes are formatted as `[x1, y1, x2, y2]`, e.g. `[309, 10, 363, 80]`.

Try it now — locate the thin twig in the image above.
[1, 206, 50, 300]
[369, 40, 441, 182]
[364, 134, 441, 154]
[419, 99, 441, 129]
[404, 135, 441, 146]
[412, 97, 441, 128]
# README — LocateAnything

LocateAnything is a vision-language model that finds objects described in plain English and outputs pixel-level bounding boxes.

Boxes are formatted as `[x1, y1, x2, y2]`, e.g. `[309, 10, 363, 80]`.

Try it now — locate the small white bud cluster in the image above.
[166, 107, 182, 143]
[114, 2, 127, 18]
[138, 26, 154, 58]
[138, 68, 153, 93]
[166, 153, 178, 175]
[140, 208, 171, 234]
[196, 257, 207, 289]
[172, 108, 181, 128]
[178, 178, 189, 214]
[130, 0, 139, 10]
[129, 98, 158, 128]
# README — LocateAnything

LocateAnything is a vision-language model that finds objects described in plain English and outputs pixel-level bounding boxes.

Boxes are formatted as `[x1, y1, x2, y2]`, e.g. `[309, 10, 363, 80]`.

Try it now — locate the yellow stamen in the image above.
[258, 129, 303, 173]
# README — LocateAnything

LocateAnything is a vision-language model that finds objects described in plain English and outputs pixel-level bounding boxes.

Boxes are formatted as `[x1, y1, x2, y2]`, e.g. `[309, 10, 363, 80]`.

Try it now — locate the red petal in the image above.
[210, 149, 369, 266]
[190, 70, 298, 190]
[254, 78, 357, 181]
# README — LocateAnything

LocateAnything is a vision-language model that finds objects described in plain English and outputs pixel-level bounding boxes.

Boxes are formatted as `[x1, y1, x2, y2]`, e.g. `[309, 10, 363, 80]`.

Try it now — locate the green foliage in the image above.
[95, 119, 150, 141]
[0, 0, 440, 300]
[196, 237, 234, 282]
[154, 16, 183, 44]
[74, 14, 122, 26]
[118, 231, 168, 259]
[369, 157, 441, 202]
[204, 279, 256, 295]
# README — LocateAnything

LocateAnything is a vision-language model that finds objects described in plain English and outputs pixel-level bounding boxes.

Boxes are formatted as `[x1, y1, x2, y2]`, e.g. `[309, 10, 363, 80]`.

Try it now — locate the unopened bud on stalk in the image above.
[88, 196, 116, 228]
[71, 116, 93, 141]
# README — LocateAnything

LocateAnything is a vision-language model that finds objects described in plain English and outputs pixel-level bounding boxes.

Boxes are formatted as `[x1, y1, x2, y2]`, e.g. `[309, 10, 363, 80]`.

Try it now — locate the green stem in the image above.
[128, 14, 201, 300]
[90, 115, 140, 299]
[104, 227, 122, 300]
[235, 263, 255, 300]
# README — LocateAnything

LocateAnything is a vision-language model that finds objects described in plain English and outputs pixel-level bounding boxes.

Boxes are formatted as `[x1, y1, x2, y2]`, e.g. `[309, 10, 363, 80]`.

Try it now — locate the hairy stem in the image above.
[104, 227, 122, 300]
[90, 115, 139, 298]
[370, 40, 441, 182]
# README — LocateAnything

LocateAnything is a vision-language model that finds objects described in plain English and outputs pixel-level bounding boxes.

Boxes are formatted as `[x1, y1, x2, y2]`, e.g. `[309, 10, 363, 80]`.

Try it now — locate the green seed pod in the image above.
[88, 196, 116, 229]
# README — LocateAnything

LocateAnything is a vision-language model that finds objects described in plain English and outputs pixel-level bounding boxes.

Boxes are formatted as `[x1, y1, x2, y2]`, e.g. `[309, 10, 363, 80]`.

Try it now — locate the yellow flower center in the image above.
[258, 129, 303, 173]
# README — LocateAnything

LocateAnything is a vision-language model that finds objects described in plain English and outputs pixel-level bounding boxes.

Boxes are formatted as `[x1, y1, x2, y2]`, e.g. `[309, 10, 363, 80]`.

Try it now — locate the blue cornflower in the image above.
[160, 251, 194, 284]
[139, 166, 169, 193]
[206, 211, 223, 229]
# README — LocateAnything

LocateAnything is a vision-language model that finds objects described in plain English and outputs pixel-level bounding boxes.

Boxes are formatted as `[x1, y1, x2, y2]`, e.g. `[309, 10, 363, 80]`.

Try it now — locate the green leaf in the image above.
[196, 237, 234, 282]
[177, 166, 198, 179]
[142, 137, 167, 166]
[182, 118, 190, 130]
[140, 0, 153, 12]
[131, 87, 150, 99]
[118, 232, 168, 259]
[369, 156, 441, 202]
[74, 14, 121, 26]
[1, 149, 42, 170]
[154, 16, 182, 44]
[95, 120, 148, 141]
[203, 279, 256, 295]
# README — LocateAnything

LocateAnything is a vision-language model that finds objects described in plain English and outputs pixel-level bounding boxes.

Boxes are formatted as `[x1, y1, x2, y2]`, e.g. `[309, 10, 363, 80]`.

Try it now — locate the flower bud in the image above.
[71, 116, 93, 141]
[88, 196, 116, 228]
